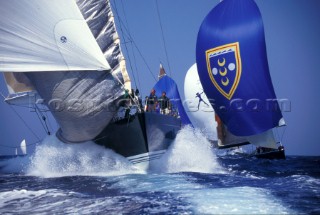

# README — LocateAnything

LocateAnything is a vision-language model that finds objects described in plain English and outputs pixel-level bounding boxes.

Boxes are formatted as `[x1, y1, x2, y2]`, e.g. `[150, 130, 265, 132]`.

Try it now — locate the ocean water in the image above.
[0, 128, 319, 214]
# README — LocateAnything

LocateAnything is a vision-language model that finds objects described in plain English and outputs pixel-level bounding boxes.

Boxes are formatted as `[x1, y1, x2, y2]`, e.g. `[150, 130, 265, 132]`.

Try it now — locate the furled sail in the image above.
[196, 0, 285, 137]
[0, 0, 126, 143]
[153, 65, 192, 126]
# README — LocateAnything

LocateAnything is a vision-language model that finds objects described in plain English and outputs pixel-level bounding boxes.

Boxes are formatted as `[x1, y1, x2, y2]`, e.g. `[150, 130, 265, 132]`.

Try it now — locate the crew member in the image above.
[159, 91, 170, 115]
[146, 89, 157, 112]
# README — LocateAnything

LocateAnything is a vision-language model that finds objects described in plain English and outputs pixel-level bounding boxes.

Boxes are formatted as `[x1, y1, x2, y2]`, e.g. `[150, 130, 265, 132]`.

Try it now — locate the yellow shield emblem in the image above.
[205, 42, 242, 100]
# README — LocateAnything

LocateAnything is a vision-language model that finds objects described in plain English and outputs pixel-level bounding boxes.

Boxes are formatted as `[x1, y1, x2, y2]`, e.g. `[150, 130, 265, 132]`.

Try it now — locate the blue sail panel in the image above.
[196, 0, 283, 136]
[153, 76, 192, 126]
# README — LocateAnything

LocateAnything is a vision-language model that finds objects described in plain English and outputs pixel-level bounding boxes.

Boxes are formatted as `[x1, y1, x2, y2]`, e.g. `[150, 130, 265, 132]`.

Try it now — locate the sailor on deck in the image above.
[159, 91, 170, 115]
[146, 89, 157, 112]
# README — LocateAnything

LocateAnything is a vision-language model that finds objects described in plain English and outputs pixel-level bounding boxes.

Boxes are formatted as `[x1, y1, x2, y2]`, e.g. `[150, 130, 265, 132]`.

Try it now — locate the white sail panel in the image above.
[0, 0, 110, 72]
[184, 63, 217, 141]
[247, 129, 278, 149]
[19, 139, 27, 155]
[184, 64, 249, 148]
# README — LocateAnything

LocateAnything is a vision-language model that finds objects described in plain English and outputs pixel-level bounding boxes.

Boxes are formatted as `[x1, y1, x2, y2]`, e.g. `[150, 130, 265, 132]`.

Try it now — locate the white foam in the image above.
[1, 126, 225, 176]
[151, 126, 225, 174]
[26, 135, 144, 177]
[188, 186, 294, 214]
[107, 174, 294, 214]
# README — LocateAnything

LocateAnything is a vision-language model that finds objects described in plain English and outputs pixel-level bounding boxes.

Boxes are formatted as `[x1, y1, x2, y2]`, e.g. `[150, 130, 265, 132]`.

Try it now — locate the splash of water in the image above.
[26, 135, 143, 177]
[152, 126, 225, 174]
[1, 126, 225, 176]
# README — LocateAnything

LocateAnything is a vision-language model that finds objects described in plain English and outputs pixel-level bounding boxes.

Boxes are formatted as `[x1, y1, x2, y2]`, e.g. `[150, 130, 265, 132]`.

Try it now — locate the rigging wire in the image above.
[110, 1, 157, 83]
[34, 105, 51, 135]
[42, 106, 56, 133]
[112, 0, 138, 89]
[0, 91, 41, 142]
[155, 0, 172, 77]
[275, 125, 287, 145]
[120, 0, 142, 93]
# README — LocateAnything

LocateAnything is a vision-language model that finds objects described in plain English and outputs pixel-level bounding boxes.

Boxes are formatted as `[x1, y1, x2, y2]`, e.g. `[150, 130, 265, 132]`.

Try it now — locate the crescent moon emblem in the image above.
[219, 67, 227, 76]
[221, 77, 229, 86]
[218, 58, 226, 67]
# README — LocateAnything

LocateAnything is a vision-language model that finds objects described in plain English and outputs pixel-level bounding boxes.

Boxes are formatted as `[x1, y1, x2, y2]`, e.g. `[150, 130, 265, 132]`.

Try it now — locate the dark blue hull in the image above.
[94, 112, 181, 166]
[254, 147, 286, 160]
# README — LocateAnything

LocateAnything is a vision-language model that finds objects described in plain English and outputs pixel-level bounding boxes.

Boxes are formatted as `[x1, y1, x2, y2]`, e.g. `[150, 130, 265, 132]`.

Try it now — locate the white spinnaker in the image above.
[247, 130, 278, 149]
[184, 63, 217, 141]
[184, 64, 277, 149]
[0, 0, 110, 72]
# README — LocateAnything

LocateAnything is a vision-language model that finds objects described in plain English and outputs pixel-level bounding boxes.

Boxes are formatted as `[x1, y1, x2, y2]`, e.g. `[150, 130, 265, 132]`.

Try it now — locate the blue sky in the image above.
[1, 0, 320, 156]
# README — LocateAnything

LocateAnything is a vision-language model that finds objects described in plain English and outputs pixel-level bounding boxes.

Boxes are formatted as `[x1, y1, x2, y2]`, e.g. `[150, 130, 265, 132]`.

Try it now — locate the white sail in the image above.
[184, 63, 277, 150]
[184, 63, 217, 141]
[0, 0, 129, 143]
[247, 130, 278, 149]
[0, 0, 110, 72]
[19, 139, 27, 155]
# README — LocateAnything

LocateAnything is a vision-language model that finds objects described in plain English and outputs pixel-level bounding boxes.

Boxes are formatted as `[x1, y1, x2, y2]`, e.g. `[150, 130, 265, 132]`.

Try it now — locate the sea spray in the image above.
[151, 126, 225, 174]
[27, 135, 143, 177]
[2, 127, 226, 176]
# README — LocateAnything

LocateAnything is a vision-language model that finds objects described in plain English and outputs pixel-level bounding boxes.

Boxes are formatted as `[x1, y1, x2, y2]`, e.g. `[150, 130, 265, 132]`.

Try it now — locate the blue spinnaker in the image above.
[196, 0, 283, 136]
[153, 76, 192, 126]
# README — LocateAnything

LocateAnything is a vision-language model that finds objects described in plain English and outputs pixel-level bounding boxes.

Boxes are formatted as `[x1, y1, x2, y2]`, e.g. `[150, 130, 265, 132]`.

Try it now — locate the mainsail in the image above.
[0, 0, 130, 143]
[196, 0, 285, 137]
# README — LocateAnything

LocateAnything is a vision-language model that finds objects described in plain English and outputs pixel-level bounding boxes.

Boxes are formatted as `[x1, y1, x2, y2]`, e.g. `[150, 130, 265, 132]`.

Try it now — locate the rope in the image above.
[120, 0, 142, 92]
[0, 91, 41, 142]
[110, 3, 157, 83]
[35, 105, 51, 135]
